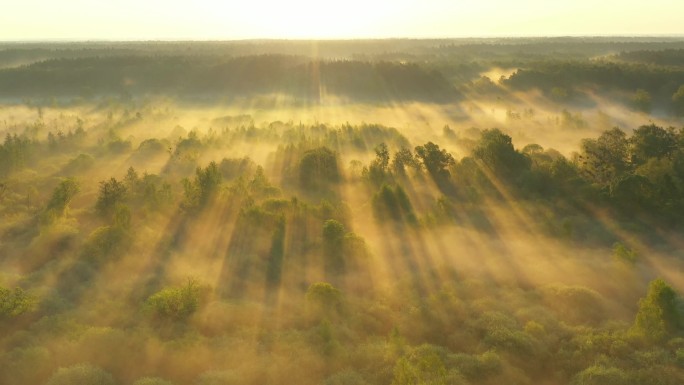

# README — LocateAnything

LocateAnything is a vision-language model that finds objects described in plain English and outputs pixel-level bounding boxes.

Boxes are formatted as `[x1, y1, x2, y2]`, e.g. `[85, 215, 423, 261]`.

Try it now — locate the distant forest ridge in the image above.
[3, 38, 684, 107]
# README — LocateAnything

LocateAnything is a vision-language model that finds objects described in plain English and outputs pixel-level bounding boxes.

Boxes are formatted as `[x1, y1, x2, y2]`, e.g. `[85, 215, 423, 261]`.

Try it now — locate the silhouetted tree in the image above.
[95, 177, 127, 218]
[45, 178, 80, 218]
[299, 147, 340, 190]
[472, 129, 530, 178]
[415, 142, 455, 182]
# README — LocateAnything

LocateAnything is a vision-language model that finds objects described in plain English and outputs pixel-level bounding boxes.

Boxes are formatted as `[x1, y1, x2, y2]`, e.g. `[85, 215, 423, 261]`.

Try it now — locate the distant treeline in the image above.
[613, 49, 684, 67]
[0, 55, 457, 102]
[505, 61, 684, 93]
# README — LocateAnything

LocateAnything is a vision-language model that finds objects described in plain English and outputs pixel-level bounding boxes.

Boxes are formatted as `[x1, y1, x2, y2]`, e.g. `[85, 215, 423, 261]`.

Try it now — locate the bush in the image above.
[146, 278, 206, 321]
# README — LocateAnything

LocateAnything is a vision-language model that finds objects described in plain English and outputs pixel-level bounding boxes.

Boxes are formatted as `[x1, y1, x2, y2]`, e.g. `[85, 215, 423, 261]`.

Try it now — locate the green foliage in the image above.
[266, 215, 286, 287]
[572, 365, 630, 385]
[372, 184, 416, 224]
[0, 133, 33, 177]
[449, 351, 502, 381]
[473, 128, 530, 178]
[578, 128, 630, 186]
[363, 143, 390, 185]
[392, 147, 419, 176]
[306, 282, 342, 314]
[95, 177, 128, 218]
[392, 345, 466, 385]
[629, 124, 677, 165]
[80, 203, 132, 262]
[136, 138, 167, 155]
[414, 142, 455, 182]
[0, 286, 34, 318]
[323, 219, 346, 271]
[63, 153, 94, 173]
[146, 278, 206, 322]
[632, 278, 682, 341]
[541, 285, 606, 325]
[219, 157, 255, 180]
[183, 161, 222, 209]
[612, 242, 638, 264]
[43, 178, 80, 221]
[631, 89, 652, 113]
[45, 364, 116, 385]
[299, 146, 340, 190]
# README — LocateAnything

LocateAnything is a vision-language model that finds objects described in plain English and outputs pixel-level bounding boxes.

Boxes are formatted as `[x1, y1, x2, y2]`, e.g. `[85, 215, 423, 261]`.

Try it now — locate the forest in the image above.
[1, 38, 684, 385]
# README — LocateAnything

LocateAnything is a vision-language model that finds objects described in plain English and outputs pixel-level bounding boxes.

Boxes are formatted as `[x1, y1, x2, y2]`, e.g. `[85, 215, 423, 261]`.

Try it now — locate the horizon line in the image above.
[2, 34, 684, 44]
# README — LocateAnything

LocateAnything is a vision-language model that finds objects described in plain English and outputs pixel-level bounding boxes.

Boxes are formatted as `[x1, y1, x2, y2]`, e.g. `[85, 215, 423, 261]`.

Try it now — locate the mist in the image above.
[2, 39, 684, 385]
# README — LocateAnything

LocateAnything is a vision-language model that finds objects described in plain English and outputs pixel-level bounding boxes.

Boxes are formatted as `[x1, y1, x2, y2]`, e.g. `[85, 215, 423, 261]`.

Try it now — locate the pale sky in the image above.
[1, 0, 683, 41]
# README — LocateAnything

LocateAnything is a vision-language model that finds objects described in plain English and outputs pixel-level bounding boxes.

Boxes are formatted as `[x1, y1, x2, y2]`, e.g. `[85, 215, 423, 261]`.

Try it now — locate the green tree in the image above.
[392, 345, 466, 385]
[629, 124, 677, 165]
[95, 177, 127, 218]
[323, 219, 346, 272]
[632, 278, 681, 341]
[572, 365, 630, 385]
[578, 127, 630, 186]
[183, 161, 222, 209]
[631, 89, 652, 113]
[392, 147, 419, 176]
[146, 278, 205, 322]
[44, 178, 80, 219]
[364, 143, 390, 185]
[372, 184, 416, 224]
[306, 282, 342, 315]
[299, 147, 340, 190]
[414, 142, 455, 182]
[472, 128, 529, 178]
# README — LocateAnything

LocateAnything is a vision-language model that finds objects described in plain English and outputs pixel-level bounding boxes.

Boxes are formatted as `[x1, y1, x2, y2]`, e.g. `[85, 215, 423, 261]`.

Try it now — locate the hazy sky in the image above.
[2, 0, 683, 40]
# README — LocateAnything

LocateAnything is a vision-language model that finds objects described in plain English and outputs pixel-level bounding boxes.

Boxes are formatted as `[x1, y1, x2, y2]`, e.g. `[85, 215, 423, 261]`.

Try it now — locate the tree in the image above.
[578, 127, 629, 186]
[472, 128, 529, 178]
[364, 143, 390, 185]
[299, 147, 340, 190]
[323, 219, 346, 272]
[146, 278, 205, 322]
[632, 278, 681, 341]
[306, 282, 342, 315]
[629, 124, 677, 165]
[414, 142, 455, 181]
[372, 184, 416, 224]
[45, 178, 80, 217]
[631, 89, 652, 113]
[392, 147, 419, 176]
[95, 177, 127, 218]
[183, 161, 222, 209]
[392, 345, 466, 385]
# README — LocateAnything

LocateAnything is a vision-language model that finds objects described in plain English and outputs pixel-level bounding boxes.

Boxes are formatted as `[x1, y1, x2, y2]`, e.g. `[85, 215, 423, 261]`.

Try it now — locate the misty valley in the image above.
[2, 38, 684, 385]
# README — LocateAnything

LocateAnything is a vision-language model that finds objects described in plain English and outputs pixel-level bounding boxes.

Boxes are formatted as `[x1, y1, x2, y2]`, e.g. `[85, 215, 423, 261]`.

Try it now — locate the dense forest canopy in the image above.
[2, 38, 684, 385]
